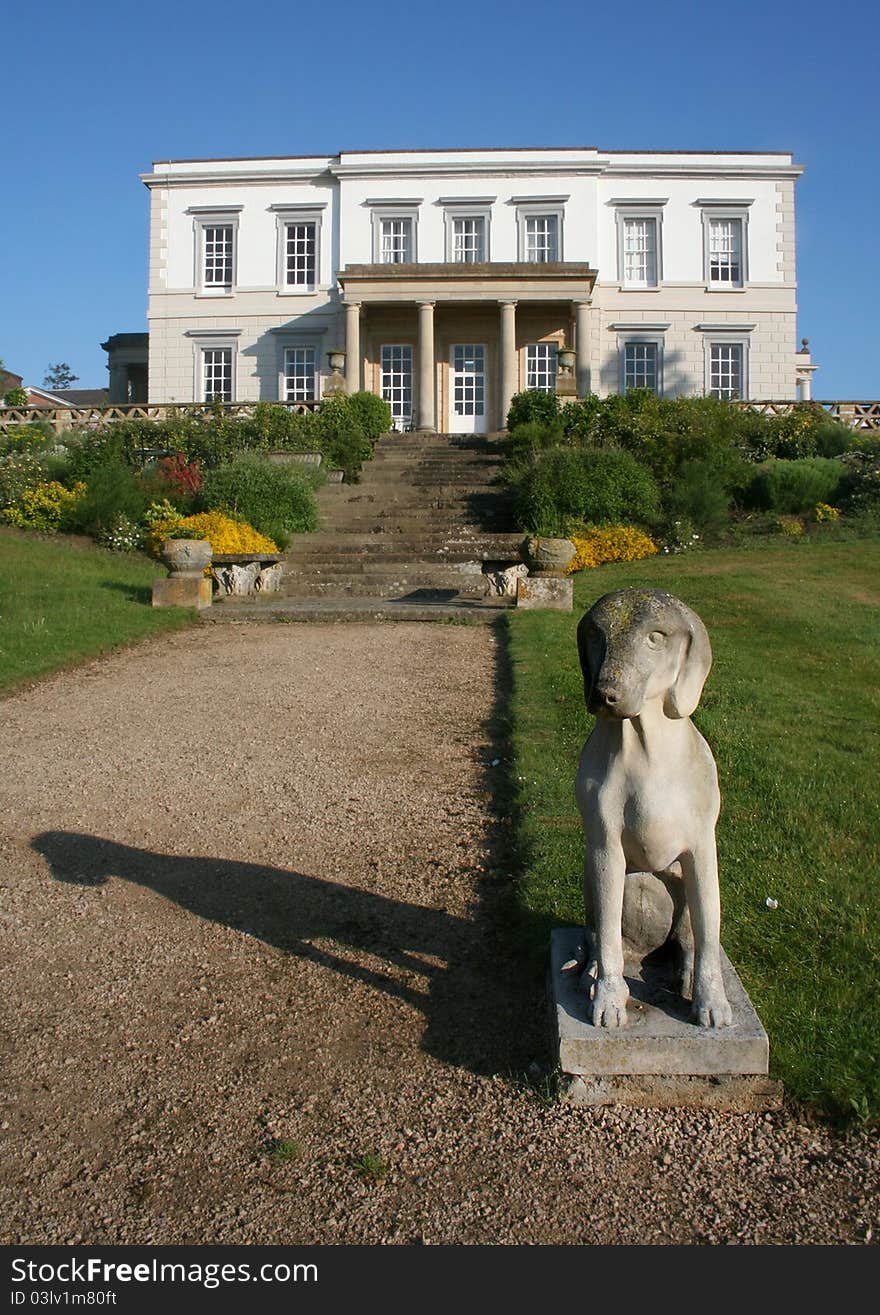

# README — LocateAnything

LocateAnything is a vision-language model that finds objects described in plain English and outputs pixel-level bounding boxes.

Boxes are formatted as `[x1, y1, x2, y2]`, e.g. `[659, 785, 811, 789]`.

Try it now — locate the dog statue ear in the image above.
[664, 605, 712, 718]
[576, 611, 597, 708]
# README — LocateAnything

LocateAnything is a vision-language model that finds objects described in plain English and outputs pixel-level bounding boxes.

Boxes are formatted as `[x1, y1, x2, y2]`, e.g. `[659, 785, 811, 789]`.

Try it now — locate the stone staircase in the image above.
[209, 431, 524, 622]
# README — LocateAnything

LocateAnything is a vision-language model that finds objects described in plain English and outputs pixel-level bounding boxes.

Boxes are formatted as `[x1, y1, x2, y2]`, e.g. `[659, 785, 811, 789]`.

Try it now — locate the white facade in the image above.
[142, 146, 802, 428]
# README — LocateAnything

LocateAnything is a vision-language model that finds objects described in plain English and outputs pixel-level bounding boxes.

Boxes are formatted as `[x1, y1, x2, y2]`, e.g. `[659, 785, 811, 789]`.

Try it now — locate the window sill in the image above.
[704, 285, 747, 293]
[618, 285, 661, 293]
[196, 289, 234, 298]
[277, 287, 319, 297]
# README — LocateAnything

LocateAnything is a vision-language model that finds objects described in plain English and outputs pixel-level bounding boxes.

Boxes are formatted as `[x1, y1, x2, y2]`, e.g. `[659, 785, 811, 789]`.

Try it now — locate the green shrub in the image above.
[742, 405, 855, 462]
[38, 449, 74, 485]
[226, 402, 327, 455]
[665, 457, 733, 537]
[612, 393, 752, 485]
[347, 391, 392, 442]
[314, 395, 371, 481]
[66, 461, 151, 538]
[559, 396, 602, 442]
[812, 420, 859, 458]
[201, 453, 319, 548]
[503, 420, 563, 463]
[509, 446, 660, 535]
[507, 389, 560, 431]
[837, 450, 880, 514]
[744, 458, 846, 514]
[66, 427, 144, 481]
[844, 434, 880, 460]
[243, 402, 302, 450]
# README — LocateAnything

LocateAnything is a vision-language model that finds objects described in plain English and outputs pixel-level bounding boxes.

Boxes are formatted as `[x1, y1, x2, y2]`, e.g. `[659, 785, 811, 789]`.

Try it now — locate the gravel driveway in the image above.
[1, 622, 877, 1245]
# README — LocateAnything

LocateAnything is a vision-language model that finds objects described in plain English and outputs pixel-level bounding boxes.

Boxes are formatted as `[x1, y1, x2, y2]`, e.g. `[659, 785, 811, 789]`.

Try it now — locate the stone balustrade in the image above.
[2, 396, 879, 435]
[0, 399, 321, 434]
[734, 400, 880, 430]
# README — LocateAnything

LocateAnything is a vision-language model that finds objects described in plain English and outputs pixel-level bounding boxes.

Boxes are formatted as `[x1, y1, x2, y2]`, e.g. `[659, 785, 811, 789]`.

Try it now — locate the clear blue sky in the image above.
[3, 0, 877, 397]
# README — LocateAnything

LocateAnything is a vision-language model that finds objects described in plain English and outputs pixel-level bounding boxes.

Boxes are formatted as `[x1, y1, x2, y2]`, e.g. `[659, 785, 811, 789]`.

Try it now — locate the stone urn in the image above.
[160, 537, 212, 578]
[525, 535, 576, 577]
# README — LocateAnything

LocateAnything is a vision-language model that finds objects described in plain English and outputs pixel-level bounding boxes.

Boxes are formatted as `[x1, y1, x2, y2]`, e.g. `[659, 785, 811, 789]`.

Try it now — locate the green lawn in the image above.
[504, 537, 880, 1121]
[0, 529, 196, 695]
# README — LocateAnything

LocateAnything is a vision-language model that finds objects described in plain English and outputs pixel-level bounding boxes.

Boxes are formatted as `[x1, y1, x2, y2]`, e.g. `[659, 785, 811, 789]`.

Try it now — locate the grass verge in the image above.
[504, 537, 880, 1121]
[0, 528, 196, 695]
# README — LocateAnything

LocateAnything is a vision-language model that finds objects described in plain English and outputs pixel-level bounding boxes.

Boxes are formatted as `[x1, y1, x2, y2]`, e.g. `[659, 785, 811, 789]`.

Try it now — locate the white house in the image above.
[141, 145, 802, 431]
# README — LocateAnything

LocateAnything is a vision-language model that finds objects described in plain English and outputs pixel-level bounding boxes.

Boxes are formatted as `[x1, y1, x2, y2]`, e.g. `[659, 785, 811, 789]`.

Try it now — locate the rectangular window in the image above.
[623, 218, 657, 286]
[380, 217, 413, 264]
[203, 224, 234, 288]
[708, 217, 743, 286]
[283, 347, 317, 402]
[285, 221, 317, 288]
[709, 342, 743, 399]
[524, 215, 558, 263]
[453, 216, 485, 263]
[624, 341, 659, 393]
[526, 343, 558, 392]
[203, 348, 232, 403]
[380, 344, 413, 429]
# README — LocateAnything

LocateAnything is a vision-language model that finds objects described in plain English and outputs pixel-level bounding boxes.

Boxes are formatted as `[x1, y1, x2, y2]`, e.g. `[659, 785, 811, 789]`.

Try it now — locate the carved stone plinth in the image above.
[152, 576, 212, 609]
[212, 554, 284, 597]
[516, 576, 573, 610]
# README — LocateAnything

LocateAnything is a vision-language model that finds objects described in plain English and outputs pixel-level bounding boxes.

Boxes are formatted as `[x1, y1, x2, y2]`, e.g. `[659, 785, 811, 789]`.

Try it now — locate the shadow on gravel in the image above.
[33, 817, 548, 1082]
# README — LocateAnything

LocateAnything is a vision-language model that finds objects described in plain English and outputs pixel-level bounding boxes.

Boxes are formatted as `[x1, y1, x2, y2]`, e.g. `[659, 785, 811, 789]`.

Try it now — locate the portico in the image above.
[338, 262, 596, 431]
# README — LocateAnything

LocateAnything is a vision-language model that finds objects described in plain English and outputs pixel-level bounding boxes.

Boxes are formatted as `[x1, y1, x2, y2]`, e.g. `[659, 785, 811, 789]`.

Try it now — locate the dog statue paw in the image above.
[692, 977, 733, 1028]
[589, 974, 630, 1028]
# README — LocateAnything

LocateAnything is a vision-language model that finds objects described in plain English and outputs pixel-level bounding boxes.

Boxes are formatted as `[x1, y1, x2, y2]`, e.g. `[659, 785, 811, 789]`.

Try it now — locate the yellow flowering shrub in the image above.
[813, 502, 840, 522]
[567, 525, 658, 573]
[774, 515, 805, 537]
[2, 480, 85, 532]
[148, 511, 278, 558]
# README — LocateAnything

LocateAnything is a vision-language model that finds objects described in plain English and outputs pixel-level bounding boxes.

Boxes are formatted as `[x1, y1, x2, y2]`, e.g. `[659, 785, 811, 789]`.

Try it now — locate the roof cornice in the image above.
[141, 166, 335, 188]
[329, 160, 609, 180]
[604, 164, 803, 179]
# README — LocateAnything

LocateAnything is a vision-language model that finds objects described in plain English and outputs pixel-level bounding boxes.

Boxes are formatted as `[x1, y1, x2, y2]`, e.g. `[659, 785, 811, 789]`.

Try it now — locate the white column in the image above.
[344, 302, 361, 394]
[499, 300, 517, 430]
[417, 301, 435, 431]
[574, 301, 591, 398]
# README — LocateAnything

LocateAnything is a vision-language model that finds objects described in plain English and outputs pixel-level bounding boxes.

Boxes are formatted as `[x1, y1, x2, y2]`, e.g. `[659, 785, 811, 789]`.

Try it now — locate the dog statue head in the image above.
[577, 588, 712, 720]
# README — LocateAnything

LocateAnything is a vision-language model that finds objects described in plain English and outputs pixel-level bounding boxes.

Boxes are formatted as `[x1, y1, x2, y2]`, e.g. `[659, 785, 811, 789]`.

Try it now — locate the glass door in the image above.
[380, 345, 413, 430]
[449, 344, 488, 434]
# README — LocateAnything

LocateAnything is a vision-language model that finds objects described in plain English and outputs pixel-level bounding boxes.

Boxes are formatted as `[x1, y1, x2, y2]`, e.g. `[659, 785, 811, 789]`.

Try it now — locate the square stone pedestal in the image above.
[516, 576, 573, 610]
[549, 927, 782, 1110]
[152, 576, 212, 609]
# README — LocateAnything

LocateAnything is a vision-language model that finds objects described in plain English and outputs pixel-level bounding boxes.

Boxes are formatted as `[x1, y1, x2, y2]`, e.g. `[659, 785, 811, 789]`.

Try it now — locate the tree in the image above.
[43, 362, 79, 389]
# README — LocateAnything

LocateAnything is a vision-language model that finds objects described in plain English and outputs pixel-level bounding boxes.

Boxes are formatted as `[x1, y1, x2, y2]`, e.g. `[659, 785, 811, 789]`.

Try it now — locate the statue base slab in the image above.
[549, 926, 782, 1110]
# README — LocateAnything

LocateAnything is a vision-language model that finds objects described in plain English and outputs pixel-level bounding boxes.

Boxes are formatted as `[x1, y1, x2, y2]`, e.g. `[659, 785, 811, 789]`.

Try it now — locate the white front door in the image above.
[449, 344, 488, 434]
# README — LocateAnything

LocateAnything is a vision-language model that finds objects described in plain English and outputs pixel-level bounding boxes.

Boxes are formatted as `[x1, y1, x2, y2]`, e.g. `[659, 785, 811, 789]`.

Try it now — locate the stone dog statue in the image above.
[574, 588, 732, 1029]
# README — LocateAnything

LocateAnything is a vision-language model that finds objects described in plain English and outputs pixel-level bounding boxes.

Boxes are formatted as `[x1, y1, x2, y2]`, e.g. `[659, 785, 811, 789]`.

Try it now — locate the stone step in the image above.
[282, 572, 497, 596]
[315, 518, 512, 534]
[287, 532, 524, 558]
[293, 543, 513, 559]
[204, 595, 513, 625]
[345, 473, 503, 491]
[318, 491, 508, 510]
[284, 560, 493, 581]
